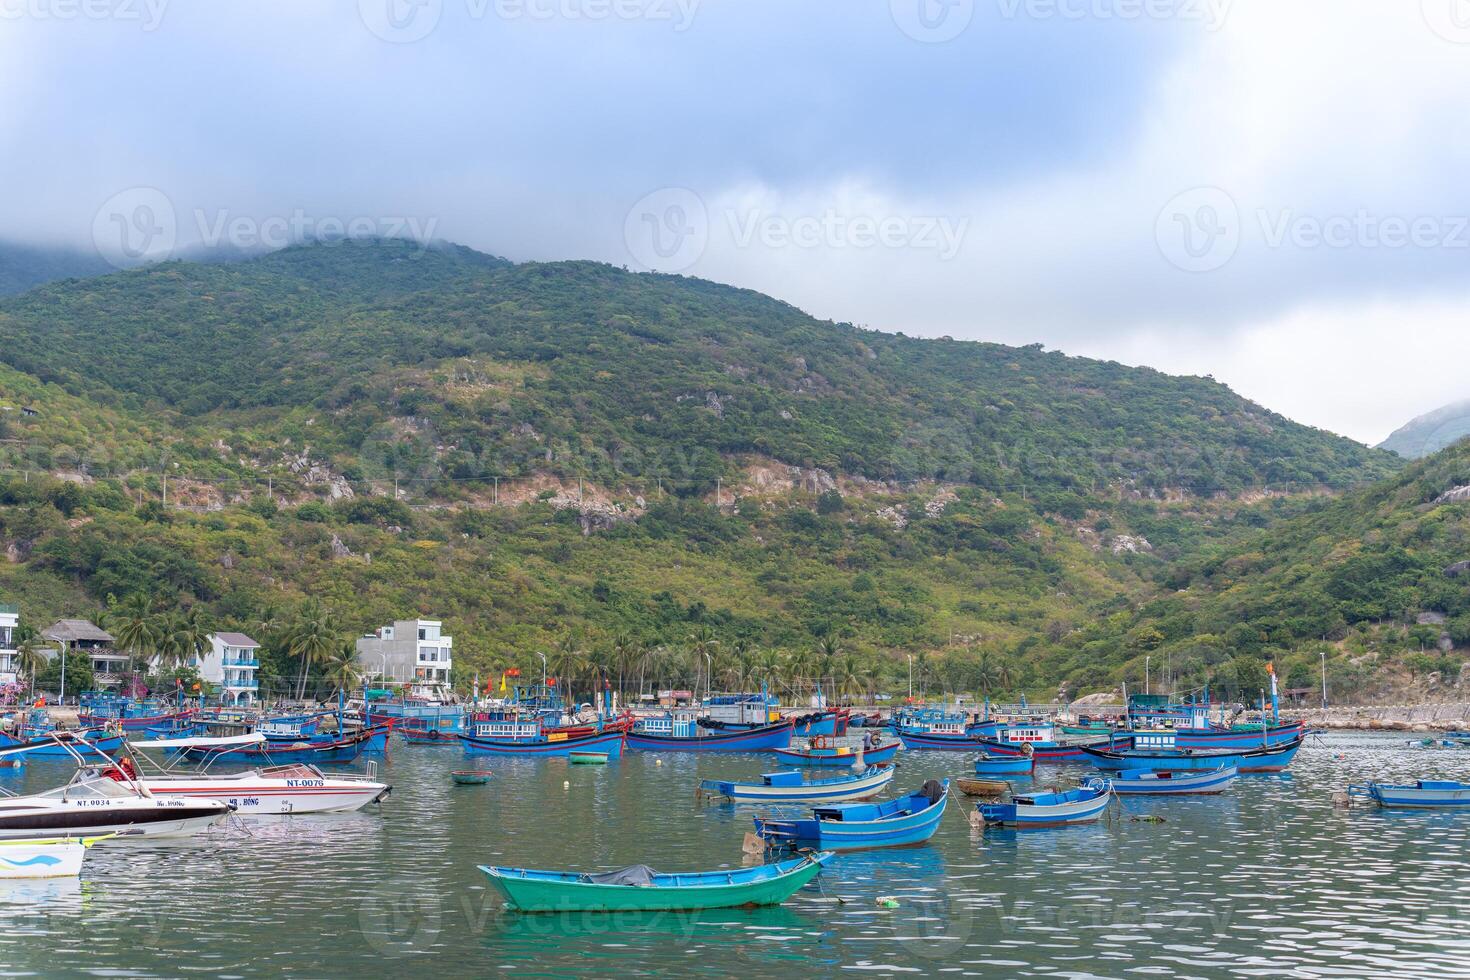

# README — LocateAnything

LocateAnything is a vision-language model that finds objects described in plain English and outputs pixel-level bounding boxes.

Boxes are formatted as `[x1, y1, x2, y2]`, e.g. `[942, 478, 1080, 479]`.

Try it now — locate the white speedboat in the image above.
[128, 734, 391, 815]
[0, 771, 231, 840]
[0, 835, 111, 878]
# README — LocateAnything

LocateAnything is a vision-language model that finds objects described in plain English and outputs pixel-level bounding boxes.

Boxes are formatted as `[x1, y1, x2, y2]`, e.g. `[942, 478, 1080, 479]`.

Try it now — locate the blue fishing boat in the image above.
[770, 736, 899, 768]
[182, 723, 391, 764]
[1080, 734, 1304, 773]
[0, 728, 125, 759]
[752, 779, 949, 851]
[461, 718, 627, 759]
[895, 727, 988, 751]
[788, 708, 849, 738]
[1348, 780, 1470, 808]
[975, 753, 1033, 776]
[1108, 765, 1237, 795]
[627, 718, 793, 753]
[978, 780, 1113, 827]
[698, 765, 894, 804]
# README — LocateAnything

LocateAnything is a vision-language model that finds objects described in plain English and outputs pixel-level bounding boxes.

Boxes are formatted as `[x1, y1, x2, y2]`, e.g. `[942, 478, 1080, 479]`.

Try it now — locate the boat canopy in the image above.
[129, 733, 269, 750]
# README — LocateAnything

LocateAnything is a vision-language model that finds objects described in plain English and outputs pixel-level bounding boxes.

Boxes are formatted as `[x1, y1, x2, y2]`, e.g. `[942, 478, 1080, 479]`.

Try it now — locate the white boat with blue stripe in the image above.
[1109, 765, 1237, 795]
[978, 779, 1113, 828]
[697, 764, 894, 804]
[1348, 780, 1470, 809]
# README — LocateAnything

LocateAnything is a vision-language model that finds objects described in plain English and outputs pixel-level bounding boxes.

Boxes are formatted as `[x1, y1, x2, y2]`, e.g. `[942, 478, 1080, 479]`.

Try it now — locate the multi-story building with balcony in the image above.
[356, 619, 453, 694]
[42, 619, 126, 689]
[0, 604, 18, 687]
[201, 633, 261, 706]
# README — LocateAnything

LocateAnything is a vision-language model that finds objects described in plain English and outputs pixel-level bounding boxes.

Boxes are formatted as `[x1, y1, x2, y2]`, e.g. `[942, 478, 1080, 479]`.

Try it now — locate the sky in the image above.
[3, 0, 1469, 445]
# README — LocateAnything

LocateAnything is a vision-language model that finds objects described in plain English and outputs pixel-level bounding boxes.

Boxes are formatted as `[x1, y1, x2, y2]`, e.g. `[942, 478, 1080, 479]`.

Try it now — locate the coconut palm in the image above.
[687, 626, 719, 699]
[284, 604, 345, 700]
[973, 648, 1013, 699]
[549, 633, 587, 705]
[835, 653, 870, 702]
[107, 594, 160, 682]
[320, 642, 364, 694]
[15, 635, 47, 697]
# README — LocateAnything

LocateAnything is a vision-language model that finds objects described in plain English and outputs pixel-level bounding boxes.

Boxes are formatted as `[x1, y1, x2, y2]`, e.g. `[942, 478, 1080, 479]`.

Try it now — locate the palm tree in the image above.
[973, 648, 1013, 700]
[15, 635, 46, 698]
[781, 648, 813, 697]
[107, 594, 159, 682]
[285, 604, 344, 700]
[687, 626, 719, 699]
[753, 649, 782, 691]
[835, 653, 869, 702]
[549, 633, 587, 706]
[320, 642, 363, 694]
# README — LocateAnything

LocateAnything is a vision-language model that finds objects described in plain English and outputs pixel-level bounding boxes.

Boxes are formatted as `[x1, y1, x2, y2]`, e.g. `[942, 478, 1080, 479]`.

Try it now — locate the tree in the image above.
[15, 635, 47, 697]
[321, 642, 364, 694]
[687, 626, 720, 697]
[106, 593, 160, 682]
[284, 604, 345, 699]
[549, 633, 587, 706]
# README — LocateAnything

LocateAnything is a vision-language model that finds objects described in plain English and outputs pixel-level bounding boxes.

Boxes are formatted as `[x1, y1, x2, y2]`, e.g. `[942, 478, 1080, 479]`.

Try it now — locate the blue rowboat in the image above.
[771, 738, 899, 768]
[978, 780, 1112, 828]
[0, 729, 124, 759]
[895, 727, 986, 751]
[1348, 780, 1470, 808]
[627, 719, 794, 753]
[753, 779, 949, 851]
[479, 852, 832, 913]
[699, 765, 894, 804]
[462, 726, 625, 759]
[1109, 765, 1237, 795]
[975, 753, 1034, 776]
[1080, 734, 1304, 773]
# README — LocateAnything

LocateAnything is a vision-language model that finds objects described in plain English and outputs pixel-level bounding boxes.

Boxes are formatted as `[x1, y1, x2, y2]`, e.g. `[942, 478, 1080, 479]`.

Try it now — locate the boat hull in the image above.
[1109, 766, 1237, 795]
[0, 802, 230, 840]
[1354, 780, 1470, 808]
[978, 784, 1112, 828]
[699, 765, 894, 804]
[975, 755, 1034, 775]
[627, 720, 794, 753]
[0, 731, 124, 759]
[462, 729, 626, 759]
[753, 784, 949, 851]
[1082, 736, 1304, 773]
[0, 838, 92, 878]
[139, 777, 389, 814]
[977, 735, 1132, 761]
[1149, 723, 1306, 750]
[770, 741, 899, 768]
[479, 853, 830, 912]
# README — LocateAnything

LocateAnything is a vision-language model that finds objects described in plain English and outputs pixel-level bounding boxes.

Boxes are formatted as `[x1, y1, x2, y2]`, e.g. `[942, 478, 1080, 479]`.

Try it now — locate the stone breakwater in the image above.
[1296, 704, 1470, 732]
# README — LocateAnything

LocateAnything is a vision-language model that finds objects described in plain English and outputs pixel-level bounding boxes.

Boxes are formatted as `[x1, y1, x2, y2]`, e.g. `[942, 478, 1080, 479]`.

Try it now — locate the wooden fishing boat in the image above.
[627, 718, 794, 753]
[895, 727, 988, 751]
[180, 724, 392, 765]
[479, 851, 832, 913]
[752, 779, 948, 851]
[452, 770, 494, 785]
[1081, 735, 1304, 774]
[977, 780, 1112, 828]
[401, 728, 460, 746]
[0, 729, 125, 759]
[770, 736, 899, 768]
[699, 764, 894, 804]
[462, 722, 626, 759]
[787, 709, 849, 738]
[0, 835, 114, 879]
[975, 753, 1033, 775]
[1108, 765, 1237, 795]
[568, 751, 608, 765]
[1348, 780, 1470, 808]
[955, 777, 1010, 797]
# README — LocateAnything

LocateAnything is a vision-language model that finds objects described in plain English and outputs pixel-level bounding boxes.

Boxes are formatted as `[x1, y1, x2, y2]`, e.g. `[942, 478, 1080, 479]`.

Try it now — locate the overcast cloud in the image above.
[2, 0, 1467, 444]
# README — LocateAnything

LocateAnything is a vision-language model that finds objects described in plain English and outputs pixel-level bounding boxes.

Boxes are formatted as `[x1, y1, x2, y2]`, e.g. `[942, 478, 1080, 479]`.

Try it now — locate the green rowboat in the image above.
[568, 751, 609, 765]
[478, 851, 832, 912]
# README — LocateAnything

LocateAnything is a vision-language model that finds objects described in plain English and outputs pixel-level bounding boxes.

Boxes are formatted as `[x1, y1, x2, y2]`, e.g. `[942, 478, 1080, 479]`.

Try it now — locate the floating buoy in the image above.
[876, 896, 900, 908]
[563, 780, 570, 789]
[655, 759, 663, 766]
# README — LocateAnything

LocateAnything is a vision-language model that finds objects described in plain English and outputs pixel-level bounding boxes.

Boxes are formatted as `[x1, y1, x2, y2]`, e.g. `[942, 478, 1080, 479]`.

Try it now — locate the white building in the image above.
[0, 604, 18, 687]
[356, 619, 453, 691]
[201, 633, 261, 706]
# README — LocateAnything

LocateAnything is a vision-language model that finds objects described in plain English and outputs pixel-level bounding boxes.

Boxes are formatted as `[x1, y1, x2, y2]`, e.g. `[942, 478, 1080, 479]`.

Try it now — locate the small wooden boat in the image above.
[975, 753, 1033, 776]
[1405, 737, 1459, 749]
[452, 770, 494, 785]
[1348, 780, 1470, 808]
[462, 724, 626, 759]
[1109, 765, 1237, 795]
[753, 779, 949, 850]
[479, 851, 832, 912]
[568, 751, 609, 765]
[771, 736, 899, 768]
[977, 780, 1112, 828]
[0, 835, 114, 878]
[699, 765, 894, 804]
[1081, 735, 1304, 773]
[955, 776, 1009, 797]
[627, 718, 795, 753]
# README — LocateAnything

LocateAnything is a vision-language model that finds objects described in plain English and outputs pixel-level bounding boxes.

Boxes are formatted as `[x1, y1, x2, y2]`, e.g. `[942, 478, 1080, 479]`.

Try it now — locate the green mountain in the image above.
[0, 239, 1410, 701]
[0, 241, 111, 297]
[1378, 399, 1470, 459]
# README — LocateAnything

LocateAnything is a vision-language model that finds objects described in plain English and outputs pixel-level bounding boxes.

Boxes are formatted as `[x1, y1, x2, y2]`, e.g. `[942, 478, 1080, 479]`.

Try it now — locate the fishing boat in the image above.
[1081, 734, 1305, 773]
[974, 720, 1130, 762]
[752, 779, 949, 851]
[975, 753, 1033, 776]
[0, 728, 125, 759]
[0, 835, 114, 879]
[1405, 737, 1459, 749]
[626, 718, 794, 753]
[401, 728, 460, 746]
[461, 717, 626, 759]
[180, 724, 392, 765]
[977, 780, 1112, 828]
[955, 777, 1010, 797]
[1107, 765, 1237, 795]
[452, 770, 494, 785]
[1347, 780, 1470, 809]
[894, 727, 990, 751]
[787, 708, 849, 738]
[479, 851, 832, 913]
[568, 751, 608, 765]
[698, 765, 894, 804]
[770, 736, 899, 768]
[127, 734, 391, 814]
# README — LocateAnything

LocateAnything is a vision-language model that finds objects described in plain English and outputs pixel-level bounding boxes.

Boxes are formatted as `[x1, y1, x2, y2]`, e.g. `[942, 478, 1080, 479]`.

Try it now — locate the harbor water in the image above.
[1, 732, 1467, 977]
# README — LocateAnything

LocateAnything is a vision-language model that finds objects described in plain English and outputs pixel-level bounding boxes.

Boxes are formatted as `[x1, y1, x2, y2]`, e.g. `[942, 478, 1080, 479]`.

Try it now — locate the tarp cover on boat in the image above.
[128, 733, 269, 749]
[578, 865, 658, 886]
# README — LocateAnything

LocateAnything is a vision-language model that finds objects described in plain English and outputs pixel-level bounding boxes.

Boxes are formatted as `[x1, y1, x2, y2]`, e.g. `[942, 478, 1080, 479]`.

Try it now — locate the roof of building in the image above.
[0, 604, 17, 616]
[214, 631, 260, 648]
[42, 619, 116, 644]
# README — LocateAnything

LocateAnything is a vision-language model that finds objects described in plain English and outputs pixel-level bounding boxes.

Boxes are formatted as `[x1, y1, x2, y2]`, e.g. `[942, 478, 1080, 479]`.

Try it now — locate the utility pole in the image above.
[162, 473, 167, 507]
[1320, 651, 1328, 710]
[493, 477, 499, 505]
[1145, 655, 1150, 695]
[267, 476, 273, 501]
[715, 478, 721, 508]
